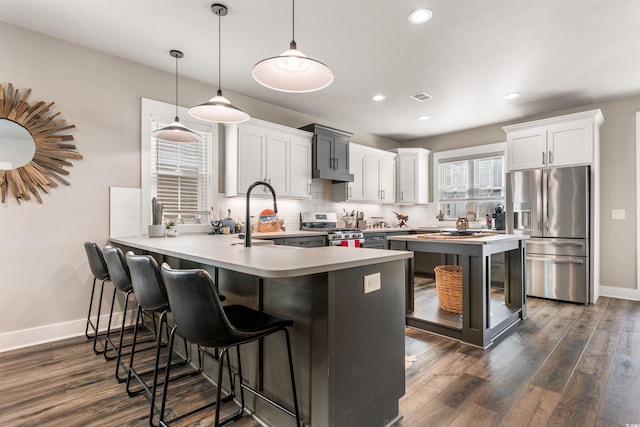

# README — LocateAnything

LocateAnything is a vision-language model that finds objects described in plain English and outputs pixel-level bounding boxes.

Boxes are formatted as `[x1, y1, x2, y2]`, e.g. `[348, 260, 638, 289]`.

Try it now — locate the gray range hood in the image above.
[300, 123, 354, 182]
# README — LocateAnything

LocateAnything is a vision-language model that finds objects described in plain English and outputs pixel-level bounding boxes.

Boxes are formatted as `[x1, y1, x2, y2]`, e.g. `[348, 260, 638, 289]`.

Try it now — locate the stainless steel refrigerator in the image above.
[506, 165, 590, 303]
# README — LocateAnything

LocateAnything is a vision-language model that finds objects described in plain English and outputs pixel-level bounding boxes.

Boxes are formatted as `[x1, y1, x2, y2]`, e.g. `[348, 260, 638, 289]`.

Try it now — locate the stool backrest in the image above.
[160, 264, 235, 347]
[103, 245, 132, 293]
[125, 253, 169, 312]
[84, 242, 110, 281]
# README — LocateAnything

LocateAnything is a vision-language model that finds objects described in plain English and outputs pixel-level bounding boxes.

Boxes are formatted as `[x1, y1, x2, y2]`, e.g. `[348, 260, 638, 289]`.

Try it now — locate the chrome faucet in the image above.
[245, 180, 278, 247]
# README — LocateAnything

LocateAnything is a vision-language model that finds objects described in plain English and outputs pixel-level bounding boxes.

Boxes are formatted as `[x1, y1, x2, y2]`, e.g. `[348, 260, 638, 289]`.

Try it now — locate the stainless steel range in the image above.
[300, 212, 365, 247]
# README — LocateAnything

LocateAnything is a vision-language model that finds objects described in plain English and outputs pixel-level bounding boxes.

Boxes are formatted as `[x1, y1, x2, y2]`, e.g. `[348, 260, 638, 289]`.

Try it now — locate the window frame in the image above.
[141, 98, 217, 233]
[433, 142, 506, 221]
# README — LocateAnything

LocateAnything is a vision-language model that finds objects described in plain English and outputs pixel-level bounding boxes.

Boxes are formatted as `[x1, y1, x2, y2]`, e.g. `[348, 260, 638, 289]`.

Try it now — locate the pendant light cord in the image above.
[174, 53, 179, 119]
[218, 11, 222, 93]
[292, 0, 295, 43]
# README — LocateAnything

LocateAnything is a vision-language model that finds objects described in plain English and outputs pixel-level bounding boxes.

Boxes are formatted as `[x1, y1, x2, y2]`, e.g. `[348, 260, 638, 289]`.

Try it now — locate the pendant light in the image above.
[252, 0, 334, 93]
[189, 3, 250, 123]
[151, 50, 201, 143]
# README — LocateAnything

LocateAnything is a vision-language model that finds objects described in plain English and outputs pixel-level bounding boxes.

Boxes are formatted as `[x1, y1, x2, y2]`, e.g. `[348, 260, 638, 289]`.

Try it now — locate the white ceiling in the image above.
[1, 0, 639, 141]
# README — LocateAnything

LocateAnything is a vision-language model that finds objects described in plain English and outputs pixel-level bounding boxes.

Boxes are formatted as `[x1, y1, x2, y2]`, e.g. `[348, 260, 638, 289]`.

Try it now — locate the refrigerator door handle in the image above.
[527, 255, 585, 265]
[529, 240, 585, 247]
[543, 171, 549, 233]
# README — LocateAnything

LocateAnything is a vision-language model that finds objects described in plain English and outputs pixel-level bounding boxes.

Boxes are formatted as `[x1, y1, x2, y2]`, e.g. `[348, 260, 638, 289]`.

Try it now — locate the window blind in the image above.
[437, 153, 504, 219]
[150, 119, 210, 219]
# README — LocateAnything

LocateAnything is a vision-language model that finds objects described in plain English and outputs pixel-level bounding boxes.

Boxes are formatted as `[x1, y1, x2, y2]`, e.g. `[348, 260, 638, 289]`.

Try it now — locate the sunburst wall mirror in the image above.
[0, 83, 82, 204]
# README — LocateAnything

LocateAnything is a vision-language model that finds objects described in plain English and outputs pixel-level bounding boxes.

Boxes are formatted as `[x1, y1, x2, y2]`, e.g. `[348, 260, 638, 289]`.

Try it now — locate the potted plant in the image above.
[166, 220, 178, 237]
[148, 197, 165, 237]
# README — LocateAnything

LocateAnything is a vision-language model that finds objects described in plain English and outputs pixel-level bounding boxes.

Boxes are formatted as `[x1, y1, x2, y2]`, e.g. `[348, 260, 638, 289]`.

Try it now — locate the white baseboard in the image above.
[599, 285, 640, 301]
[0, 310, 136, 353]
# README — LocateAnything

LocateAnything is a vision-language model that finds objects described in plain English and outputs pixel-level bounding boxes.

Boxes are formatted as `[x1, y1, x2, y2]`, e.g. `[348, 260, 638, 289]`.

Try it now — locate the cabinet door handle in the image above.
[401, 190, 403, 200]
[330, 157, 335, 169]
[348, 186, 352, 198]
[308, 183, 312, 194]
[335, 158, 339, 170]
[548, 150, 553, 165]
[542, 151, 546, 165]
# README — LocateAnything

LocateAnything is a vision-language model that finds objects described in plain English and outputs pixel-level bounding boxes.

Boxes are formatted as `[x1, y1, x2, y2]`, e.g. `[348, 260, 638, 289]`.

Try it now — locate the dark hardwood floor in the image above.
[1, 294, 639, 427]
[401, 294, 640, 427]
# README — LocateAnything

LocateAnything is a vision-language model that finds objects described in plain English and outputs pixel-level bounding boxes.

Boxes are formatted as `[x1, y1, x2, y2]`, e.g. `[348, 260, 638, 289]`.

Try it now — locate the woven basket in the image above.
[434, 265, 463, 314]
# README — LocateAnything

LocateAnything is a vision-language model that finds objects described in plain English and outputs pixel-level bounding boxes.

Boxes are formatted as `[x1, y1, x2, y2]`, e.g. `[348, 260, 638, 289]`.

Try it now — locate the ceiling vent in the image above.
[410, 92, 433, 102]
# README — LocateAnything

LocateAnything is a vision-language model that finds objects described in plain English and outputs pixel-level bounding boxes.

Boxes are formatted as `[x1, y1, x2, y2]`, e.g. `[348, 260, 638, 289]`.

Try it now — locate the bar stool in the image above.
[159, 264, 301, 427]
[102, 245, 158, 381]
[83, 242, 111, 355]
[125, 253, 197, 424]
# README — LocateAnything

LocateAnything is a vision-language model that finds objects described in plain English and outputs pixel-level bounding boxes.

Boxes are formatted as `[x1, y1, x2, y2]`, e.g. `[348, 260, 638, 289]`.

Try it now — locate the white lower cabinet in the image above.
[226, 119, 312, 198]
[334, 143, 396, 203]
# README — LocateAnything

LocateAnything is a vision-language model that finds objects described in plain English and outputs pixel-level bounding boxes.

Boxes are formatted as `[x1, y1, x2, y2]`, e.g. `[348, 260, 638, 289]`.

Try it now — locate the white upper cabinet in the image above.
[504, 110, 603, 171]
[378, 153, 396, 203]
[346, 144, 366, 201]
[333, 143, 396, 204]
[290, 136, 313, 198]
[225, 119, 312, 198]
[390, 148, 430, 204]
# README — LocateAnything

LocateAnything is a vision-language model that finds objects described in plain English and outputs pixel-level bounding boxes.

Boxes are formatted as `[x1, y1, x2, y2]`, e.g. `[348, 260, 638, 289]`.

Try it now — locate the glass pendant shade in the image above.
[252, 41, 334, 93]
[152, 50, 201, 143]
[152, 117, 201, 142]
[189, 89, 250, 123]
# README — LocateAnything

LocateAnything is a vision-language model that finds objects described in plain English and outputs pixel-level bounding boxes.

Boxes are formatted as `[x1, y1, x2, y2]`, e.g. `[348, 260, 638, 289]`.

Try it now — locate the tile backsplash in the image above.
[218, 179, 436, 230]
[109, 187, 142, 237]
[109, 180, 436, 237]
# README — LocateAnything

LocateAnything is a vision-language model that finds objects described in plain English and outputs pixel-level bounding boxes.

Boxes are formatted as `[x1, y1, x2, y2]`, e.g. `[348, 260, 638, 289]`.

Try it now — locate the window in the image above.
[141, 98, 217, 230]
[150, 118, 211, 222]
[434, 143, 505, 220]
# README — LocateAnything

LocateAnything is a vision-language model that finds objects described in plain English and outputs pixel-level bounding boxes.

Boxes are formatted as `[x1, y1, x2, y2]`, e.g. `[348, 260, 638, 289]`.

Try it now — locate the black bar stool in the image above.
[83, 242, 111, 355]
[102, 245, 158, 381]
[159, 264, 301, 427]
[125, 253, 198, 425]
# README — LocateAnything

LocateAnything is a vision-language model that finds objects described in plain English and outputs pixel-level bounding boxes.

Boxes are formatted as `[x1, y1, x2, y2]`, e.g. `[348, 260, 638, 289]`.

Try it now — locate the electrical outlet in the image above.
[612, 209, 626, 220]
[363, 272, 381, 294]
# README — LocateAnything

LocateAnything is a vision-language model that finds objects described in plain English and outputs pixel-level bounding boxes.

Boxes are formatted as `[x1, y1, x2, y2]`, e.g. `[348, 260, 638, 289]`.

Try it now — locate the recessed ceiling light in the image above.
[418, 115, 430, 121]
[408, 9, 433, 24]
[372, 94, 386, 101]
[504, 92, 521, 100]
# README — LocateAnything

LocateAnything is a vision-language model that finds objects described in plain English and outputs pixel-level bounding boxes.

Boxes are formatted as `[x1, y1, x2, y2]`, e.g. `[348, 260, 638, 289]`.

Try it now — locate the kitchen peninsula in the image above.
[387, 233, 528, 348]
[110, 234, 413, 427]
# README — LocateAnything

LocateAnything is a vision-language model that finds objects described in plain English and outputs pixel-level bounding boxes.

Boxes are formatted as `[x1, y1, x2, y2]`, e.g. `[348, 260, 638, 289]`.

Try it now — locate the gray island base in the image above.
[110, 234, 413, 427]
[387, 234, 528, 348]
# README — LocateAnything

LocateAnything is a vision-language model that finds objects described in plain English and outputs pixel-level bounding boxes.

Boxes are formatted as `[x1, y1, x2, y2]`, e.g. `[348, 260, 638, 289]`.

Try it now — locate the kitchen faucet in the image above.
[245, 180, 278, 247]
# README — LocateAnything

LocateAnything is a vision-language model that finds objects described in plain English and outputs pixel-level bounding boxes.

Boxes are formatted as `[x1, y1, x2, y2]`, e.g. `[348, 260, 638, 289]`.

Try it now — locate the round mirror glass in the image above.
[0, 119, 36, 170]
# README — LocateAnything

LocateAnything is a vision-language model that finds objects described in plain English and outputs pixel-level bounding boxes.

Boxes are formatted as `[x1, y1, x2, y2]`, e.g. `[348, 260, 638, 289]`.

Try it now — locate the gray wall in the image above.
[404, 95, 640, 290]
[1, 20, 636, 347]
[0, 22, 399, 343]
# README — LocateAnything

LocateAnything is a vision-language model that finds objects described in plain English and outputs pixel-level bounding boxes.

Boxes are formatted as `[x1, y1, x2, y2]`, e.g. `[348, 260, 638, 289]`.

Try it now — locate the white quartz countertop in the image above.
[386, 233, 526, 245]
[249, 230, 327, 238]
[255, 227, 504, 235]
[110, 234, 412, 279]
